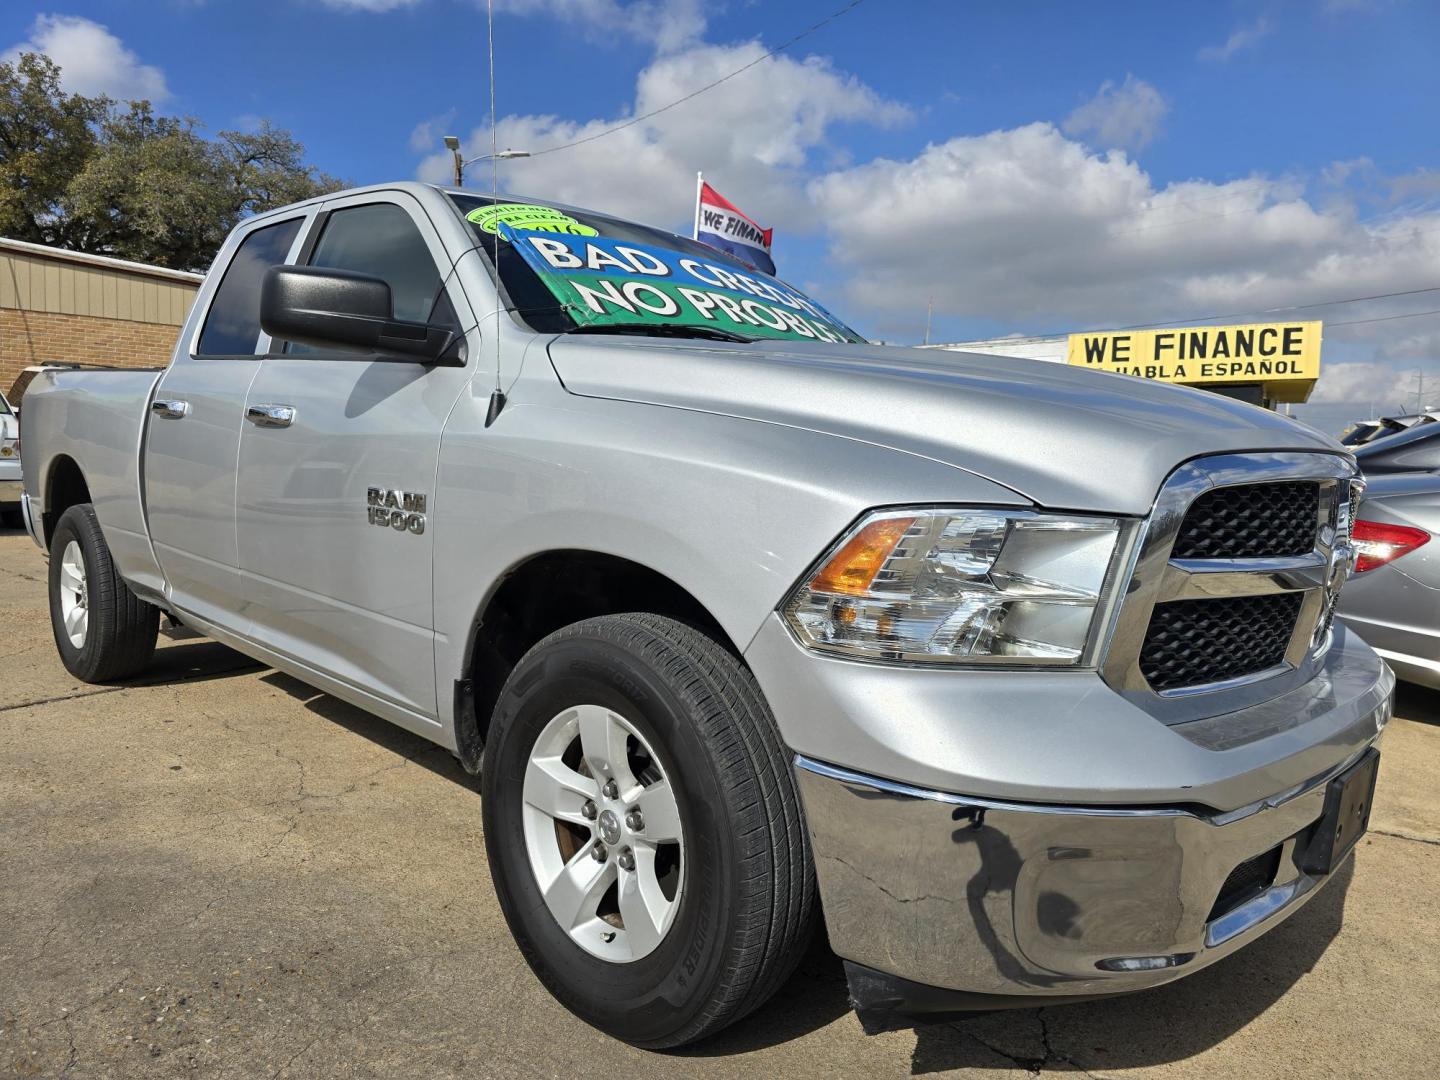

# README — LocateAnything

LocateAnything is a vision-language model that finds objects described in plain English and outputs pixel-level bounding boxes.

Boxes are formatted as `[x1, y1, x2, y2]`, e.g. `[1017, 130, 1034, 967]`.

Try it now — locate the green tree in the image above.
[0, 53, 104, 248]
[0, 52, 342, 270]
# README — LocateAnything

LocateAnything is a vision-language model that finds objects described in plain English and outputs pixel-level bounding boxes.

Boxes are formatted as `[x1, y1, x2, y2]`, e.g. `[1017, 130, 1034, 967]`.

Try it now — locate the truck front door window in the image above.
[286, 202, 455, 355]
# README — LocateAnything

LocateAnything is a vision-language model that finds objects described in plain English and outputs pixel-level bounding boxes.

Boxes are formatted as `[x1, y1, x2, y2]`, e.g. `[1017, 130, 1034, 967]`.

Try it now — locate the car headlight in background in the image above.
[783, 508, 1123, 666]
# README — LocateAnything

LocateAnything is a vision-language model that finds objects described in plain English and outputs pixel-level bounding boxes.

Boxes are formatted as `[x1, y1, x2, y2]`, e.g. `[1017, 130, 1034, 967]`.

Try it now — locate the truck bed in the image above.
[21, 368, 166, 599]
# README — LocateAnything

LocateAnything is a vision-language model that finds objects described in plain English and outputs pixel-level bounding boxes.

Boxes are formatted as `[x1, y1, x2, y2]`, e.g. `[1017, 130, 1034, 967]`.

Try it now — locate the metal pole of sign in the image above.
[693, 172, 703, 241]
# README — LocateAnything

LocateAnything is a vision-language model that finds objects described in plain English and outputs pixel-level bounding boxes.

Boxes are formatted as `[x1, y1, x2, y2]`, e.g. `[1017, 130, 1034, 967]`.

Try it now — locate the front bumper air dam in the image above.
[794, 722, 1389, 1030]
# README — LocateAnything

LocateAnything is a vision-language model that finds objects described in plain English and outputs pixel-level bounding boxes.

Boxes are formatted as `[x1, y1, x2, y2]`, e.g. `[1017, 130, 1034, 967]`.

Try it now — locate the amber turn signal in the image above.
[810, 516, 915, 595]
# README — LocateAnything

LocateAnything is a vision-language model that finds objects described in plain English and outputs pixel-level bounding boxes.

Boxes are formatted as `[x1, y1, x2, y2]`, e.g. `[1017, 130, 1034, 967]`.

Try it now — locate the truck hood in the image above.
[547, 337, 1344, 516]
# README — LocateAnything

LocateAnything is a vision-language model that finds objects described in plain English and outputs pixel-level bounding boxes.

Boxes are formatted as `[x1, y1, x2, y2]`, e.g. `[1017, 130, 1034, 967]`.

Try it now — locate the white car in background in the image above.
[1, 391, 21, 528]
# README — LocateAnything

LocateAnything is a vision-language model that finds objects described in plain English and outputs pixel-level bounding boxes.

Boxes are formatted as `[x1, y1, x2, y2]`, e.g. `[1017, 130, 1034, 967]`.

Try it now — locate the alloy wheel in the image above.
[521, 704, 685, 962]
[58, 540, 88, 648]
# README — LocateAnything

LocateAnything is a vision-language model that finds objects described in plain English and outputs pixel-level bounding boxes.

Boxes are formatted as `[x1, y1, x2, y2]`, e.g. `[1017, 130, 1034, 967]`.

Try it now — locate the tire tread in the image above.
[50, 504, 158, 682]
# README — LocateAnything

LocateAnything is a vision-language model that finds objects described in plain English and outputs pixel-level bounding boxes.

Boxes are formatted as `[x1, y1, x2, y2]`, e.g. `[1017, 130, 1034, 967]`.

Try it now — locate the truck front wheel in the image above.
[481, 613, 816, 1048]
[48, 504, 159, 682]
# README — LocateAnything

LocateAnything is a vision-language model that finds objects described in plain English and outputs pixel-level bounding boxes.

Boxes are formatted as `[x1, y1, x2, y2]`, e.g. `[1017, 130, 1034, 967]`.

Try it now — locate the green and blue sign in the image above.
[497, 225, 863, 344]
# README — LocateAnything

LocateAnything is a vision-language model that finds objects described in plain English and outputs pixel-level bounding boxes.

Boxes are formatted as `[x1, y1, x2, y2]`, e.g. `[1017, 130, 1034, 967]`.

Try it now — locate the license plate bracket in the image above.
[1300, 748, 1380, 876]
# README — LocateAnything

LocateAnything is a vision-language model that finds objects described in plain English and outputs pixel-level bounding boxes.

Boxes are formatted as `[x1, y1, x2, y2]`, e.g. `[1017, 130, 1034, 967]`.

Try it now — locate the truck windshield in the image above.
[448, 194, 865, 345]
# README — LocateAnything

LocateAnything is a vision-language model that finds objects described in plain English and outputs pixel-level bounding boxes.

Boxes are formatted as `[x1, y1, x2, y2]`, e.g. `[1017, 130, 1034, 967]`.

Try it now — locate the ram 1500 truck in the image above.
[19, 182, 1392, 1048]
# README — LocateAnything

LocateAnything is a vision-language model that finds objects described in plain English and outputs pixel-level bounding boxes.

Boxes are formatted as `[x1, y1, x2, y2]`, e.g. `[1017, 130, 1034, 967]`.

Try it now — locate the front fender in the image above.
[430, 390, 1030, 725]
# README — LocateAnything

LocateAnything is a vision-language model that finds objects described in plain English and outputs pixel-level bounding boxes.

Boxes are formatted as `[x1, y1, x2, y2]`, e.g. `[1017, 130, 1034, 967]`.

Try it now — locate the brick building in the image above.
[1, 237, 202, 402]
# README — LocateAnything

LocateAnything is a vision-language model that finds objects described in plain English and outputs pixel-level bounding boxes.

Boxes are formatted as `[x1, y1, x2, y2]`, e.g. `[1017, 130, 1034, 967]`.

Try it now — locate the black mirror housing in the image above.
[259, 266, 459, 363]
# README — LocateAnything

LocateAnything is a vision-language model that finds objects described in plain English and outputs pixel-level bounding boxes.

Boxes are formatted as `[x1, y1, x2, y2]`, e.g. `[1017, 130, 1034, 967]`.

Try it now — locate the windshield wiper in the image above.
[558, 323, 756, 344]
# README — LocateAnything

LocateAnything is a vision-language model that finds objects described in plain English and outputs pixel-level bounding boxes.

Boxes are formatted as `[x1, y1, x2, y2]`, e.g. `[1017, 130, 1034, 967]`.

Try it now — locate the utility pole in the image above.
[923, 297, 933, 346]
[444, 135, 463, 186]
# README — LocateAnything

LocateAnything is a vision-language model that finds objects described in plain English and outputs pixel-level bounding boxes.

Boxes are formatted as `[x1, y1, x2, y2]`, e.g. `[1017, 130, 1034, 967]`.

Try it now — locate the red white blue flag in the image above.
[693, 175, 775, 276]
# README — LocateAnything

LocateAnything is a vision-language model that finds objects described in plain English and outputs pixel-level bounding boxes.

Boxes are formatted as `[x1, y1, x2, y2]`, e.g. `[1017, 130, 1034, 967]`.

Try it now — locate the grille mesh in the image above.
[1140, 593, 1302, 692]
[1207, 846, 1282, 922]
[1171, 481, 1319, 560]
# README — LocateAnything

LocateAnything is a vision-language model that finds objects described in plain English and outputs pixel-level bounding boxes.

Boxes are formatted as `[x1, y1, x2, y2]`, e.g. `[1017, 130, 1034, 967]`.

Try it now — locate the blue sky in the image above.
[4, 0, 1439, 432]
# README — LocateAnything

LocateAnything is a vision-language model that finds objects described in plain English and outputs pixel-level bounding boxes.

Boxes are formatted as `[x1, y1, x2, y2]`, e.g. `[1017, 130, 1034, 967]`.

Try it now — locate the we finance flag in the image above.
[693, 176, 775, 276]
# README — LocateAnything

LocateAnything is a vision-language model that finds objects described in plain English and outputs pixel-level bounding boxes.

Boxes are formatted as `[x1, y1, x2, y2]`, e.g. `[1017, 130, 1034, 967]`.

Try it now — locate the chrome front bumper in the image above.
[795, 706, 1390, 1001]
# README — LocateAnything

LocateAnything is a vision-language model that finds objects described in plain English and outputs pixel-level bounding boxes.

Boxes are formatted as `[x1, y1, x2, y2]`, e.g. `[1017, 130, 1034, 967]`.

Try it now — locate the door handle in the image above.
[245, 404, 297, 428]
[151, 398, 189, 419]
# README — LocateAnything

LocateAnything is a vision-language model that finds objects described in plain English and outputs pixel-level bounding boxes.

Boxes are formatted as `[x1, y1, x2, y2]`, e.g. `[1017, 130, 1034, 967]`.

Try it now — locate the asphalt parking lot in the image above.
[1, 526, 1437, 1079]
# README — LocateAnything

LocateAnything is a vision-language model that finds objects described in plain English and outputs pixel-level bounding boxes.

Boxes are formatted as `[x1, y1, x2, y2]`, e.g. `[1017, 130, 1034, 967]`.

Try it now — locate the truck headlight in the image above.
[783, 508, 1122, 666]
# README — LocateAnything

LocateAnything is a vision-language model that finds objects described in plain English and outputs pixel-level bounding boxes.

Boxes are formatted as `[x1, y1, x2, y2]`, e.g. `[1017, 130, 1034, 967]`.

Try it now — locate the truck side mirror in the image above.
[259, 266, 459, 363]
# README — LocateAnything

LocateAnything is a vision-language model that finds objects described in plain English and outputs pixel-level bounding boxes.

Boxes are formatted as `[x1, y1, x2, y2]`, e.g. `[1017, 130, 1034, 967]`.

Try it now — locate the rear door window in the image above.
[195, 218, 304, 357]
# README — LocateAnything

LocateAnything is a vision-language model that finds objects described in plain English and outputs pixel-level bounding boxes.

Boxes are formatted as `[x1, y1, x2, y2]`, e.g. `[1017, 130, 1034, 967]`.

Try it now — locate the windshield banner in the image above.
[497, 225, 863, 344]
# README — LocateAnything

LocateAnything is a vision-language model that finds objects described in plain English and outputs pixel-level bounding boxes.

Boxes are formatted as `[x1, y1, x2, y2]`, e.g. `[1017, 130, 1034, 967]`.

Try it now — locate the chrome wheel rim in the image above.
[522, 704, 685, 962]
[58, 540, 88, 649]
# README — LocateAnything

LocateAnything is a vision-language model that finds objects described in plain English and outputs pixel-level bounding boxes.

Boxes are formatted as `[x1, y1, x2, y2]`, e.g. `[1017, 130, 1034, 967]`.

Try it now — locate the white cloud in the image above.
[319, 0, 702, 49]
[417, 41, 909, 231]
[807, 122, 1440, 344]
[1062, 75, 1167, 152]
[409, 110, 457, 153]
[1323, 0, 1390, 12]
[495, 0, 706, 52]
[1378, 329, 1440, 361]
[3, 14, 168, 101]
[1199, 17, 1272, 62]
[1309, 361, 1421, 405]
[319, 0, 422, 11]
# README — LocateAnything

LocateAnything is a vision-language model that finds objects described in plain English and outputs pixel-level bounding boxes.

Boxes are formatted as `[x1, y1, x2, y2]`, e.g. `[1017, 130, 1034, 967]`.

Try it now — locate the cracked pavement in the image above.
[2, 527, 1438, 1078]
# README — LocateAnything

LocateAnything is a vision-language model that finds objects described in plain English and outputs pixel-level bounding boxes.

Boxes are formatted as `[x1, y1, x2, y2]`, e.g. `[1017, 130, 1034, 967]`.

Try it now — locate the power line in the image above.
[527, 0, 869, 158]
[1328, 307, 1440, 328]
[944, 285, 1440, 348]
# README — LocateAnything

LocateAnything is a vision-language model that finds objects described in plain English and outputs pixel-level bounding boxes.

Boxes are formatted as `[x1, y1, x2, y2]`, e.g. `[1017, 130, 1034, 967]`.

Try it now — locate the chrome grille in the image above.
[1171, 481, 1319, 559]
[1140, 593, 1303, 692]
[1102, 453, 1358, 722]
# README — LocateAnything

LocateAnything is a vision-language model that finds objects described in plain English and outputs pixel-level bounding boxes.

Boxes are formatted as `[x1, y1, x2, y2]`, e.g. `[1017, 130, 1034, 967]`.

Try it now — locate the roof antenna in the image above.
[484, 0, 506, 428]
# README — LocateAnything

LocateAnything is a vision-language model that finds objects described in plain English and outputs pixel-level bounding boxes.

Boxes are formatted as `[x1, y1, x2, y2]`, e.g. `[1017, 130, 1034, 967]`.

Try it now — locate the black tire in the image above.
[0, 507, 22, 529]
[48, 503, 159, 682]
[482, 613, 817, 1049]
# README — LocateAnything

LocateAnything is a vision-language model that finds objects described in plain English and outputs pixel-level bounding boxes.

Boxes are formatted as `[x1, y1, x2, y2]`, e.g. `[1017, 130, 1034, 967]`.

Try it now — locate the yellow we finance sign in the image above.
[1067, 322, 1322, 387]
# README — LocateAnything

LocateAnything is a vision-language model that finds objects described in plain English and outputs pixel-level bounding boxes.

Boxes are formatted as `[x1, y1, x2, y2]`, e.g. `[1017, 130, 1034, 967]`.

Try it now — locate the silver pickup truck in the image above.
[19, 182, 1392, 1047]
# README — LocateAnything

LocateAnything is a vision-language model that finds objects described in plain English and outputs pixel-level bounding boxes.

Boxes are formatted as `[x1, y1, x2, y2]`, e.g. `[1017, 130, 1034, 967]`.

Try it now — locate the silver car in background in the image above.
[0, 391, 21, 528]
[1338, 428, 1440, 689]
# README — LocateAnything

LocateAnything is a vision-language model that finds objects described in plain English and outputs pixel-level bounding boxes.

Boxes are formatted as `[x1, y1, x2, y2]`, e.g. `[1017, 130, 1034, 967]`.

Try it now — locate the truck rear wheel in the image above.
[481, 613, 816, 1048]
[48, 504, 159, 682]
